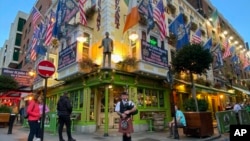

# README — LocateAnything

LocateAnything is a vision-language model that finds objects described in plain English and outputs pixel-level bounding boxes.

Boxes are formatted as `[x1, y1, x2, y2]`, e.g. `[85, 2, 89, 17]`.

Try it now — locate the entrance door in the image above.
[97, 86, 122, 129]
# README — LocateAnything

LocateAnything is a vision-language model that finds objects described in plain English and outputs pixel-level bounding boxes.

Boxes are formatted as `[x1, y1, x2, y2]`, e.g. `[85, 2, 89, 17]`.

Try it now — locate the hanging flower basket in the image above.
[51, 38, 59, 48]
[167, 33, 177, 46]
[167, 3, 176, 15]
[200, 29, 206, 36]
[183, 14, 188, 24]
[190, 22, 198, 31]
[139, 14, 147, 26]
[85, 6, 96, 20]
[78, 57, 98, 73]
[116, 56, 137, 72]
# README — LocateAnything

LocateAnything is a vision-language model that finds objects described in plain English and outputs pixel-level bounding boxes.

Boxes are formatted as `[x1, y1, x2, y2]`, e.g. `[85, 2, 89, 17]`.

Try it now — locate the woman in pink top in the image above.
[27, 94, 40, 141]
[35, 95, 50, 141]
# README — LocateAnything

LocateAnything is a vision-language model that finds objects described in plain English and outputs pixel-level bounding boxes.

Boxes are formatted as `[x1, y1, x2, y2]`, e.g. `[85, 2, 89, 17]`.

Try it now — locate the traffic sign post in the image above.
[37, 60, 55, 141]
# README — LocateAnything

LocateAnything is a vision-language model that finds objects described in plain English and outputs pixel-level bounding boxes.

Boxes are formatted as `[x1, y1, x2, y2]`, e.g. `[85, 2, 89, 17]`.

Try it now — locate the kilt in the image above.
[118, 117, 134, 133]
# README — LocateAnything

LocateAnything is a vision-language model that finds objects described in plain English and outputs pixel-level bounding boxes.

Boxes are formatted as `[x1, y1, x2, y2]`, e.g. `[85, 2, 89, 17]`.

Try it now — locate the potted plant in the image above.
[172, 44, 213, 137]
[167, 3, 176, 15]
[200, 29, 206, 37]
[78, 57, 98, 73]
[85, 6, 96, 20]
[139, 14, 147, 26]
[167, 33, 177, 46]
[0, 105, 11, 127]
[183, 98, 213, 137]
[116, 56, 137, 72]
[183, 98, 208, 112]
[190, 22, 198, 31]
[183, 14, 188, 24]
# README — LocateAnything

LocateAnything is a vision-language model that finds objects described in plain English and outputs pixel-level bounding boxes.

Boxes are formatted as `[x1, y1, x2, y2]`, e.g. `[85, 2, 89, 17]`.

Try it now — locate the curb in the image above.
[200, 134, 221, 141]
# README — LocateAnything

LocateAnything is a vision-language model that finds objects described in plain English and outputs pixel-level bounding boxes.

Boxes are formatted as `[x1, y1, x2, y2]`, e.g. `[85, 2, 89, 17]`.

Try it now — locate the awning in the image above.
[232, 86, 250, 95]
[175, 79, 235, 96]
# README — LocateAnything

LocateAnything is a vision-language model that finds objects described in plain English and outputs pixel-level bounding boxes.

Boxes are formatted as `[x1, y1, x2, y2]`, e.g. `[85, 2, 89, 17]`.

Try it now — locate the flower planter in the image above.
[183, 112, 214, 137]
[0, 113, 10, 128]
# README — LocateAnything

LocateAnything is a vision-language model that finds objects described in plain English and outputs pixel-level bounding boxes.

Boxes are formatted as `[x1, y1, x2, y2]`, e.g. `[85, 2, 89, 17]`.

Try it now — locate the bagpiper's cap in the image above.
[121, 92, 128, 95]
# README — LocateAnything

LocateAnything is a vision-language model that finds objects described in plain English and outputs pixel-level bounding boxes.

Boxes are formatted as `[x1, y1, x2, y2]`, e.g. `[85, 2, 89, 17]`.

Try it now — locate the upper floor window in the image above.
[17, 18, 26, 32]
[15, 33, 22, 46]
[179, 6, 184, 13]
[149, 36, 158, 47]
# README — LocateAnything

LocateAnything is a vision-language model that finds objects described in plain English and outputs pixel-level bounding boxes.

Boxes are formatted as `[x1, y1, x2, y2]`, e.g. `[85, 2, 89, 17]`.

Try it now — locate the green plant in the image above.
[0, 105, 12, 113]
[172, 44, 213, 111]
[183, 14, 188, 24]
[78, 57, 98, 72]
[85, 6, 96, 20]
[116, 56, 137, 71]
[200, 29, 206, 36]
[183, 98, 208, 111]
[167, 3, 176, 14]
[0, 75, 19, 92]
[167, 33, 177, 46]
[190, 22, 198, 31]
[139, 14, 147, 26]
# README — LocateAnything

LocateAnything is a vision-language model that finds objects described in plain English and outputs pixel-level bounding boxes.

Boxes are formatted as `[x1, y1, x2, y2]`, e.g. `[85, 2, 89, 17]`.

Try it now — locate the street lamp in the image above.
[166, 67, 179, 139]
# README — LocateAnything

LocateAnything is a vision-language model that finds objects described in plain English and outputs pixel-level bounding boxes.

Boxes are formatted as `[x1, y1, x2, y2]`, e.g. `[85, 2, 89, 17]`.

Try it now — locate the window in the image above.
[13, 48, 20, 61]
[17, 18, 26, 32]
[149, 36, 158, 47]
[190, 15, 194, 22]
[15, 33, 22, 46]
[70, 91, 79, 109]
[89, 89, 95, 121]
[137, 88, 165, 108]
[28, 23, 31, 33]
[47, 95, 57, 111]
[179, 6, 184, 13]
[82, 32, 90, 57]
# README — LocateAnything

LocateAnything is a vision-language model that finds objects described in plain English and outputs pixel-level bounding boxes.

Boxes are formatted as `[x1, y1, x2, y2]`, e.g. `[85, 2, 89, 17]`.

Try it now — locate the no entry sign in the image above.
[37, 60, 55, 78]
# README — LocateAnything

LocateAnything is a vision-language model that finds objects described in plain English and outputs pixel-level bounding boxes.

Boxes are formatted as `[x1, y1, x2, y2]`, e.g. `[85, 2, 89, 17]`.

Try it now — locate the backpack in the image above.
[120, 101, 138, 116]
[23, 104, 35, 119]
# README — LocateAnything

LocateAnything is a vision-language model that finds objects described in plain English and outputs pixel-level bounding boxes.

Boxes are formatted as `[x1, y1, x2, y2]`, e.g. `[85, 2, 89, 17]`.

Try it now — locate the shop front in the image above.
[45, 70, 171, 133]
[174, 79, 235, 118]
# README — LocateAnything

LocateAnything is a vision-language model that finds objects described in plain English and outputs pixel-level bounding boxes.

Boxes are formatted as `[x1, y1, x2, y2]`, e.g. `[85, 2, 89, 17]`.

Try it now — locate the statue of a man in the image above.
[99, 32, 113, 67]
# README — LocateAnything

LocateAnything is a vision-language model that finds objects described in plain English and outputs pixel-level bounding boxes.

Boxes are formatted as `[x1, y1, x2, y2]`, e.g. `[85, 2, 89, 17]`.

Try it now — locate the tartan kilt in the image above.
[118, 118, 134, 133]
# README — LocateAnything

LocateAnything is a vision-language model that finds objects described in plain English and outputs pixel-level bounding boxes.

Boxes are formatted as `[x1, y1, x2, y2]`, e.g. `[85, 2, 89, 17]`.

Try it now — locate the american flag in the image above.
[243, 57, 249, 69]
[30, 26, 40, 61]
[79, 0, 87, 25]
[44, 11, 56, 46]
[222, 39, 231, 59]
[153, 0, 167, 41]
[31, 7, 41, 25]
[191, 29, 202, 44]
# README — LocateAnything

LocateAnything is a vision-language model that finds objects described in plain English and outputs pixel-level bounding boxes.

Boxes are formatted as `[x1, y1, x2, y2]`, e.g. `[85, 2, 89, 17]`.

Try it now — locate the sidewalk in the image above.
[0, 125, 229, 141]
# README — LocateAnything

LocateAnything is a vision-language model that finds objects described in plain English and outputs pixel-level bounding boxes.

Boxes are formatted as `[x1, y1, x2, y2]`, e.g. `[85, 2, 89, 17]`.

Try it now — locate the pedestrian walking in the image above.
[19, 105, 25, 125]
[115, 92, 137, 141]
[57, 92, 76, 141]
[27, 94, 40, 141]
[35, 95, 50, 141]
[7, 104, 18, 134]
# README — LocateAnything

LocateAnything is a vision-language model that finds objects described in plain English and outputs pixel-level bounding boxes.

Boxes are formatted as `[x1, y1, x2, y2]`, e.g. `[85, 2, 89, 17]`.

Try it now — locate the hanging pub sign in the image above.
[58, 42, 77, 70]
[141, 40, 168, 67]
[1, 68, 33, 87]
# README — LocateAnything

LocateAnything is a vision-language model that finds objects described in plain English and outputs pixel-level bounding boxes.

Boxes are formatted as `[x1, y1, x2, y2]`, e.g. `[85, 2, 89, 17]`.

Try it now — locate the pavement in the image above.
[0, 125, 229, 141]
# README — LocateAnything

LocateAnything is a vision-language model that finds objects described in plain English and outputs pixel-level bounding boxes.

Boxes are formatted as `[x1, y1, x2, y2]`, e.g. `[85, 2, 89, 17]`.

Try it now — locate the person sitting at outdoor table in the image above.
[168, 105, 186, 138]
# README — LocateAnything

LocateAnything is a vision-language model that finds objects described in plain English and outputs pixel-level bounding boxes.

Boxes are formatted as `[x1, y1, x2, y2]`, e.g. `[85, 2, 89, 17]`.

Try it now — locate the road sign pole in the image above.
[41, 77, 48, 141]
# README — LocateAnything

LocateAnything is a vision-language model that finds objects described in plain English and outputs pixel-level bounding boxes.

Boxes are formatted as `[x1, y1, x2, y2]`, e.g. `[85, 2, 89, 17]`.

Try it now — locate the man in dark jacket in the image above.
[57, 92, 75, 141]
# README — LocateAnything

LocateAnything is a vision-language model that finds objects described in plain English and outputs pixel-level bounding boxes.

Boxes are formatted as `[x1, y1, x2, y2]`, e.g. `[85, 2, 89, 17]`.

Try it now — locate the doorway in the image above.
[97, 86, 124, 129]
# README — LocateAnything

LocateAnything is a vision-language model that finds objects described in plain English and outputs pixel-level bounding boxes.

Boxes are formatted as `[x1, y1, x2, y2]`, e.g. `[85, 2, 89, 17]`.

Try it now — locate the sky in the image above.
[209, 0, 250, 46]
[0, 0, 249, 48]
[0, 0, 35, 47]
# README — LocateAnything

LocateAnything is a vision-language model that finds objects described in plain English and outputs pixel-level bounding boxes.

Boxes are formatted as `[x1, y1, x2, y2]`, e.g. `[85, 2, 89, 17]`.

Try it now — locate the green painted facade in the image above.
[44, 69, 171, 133]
